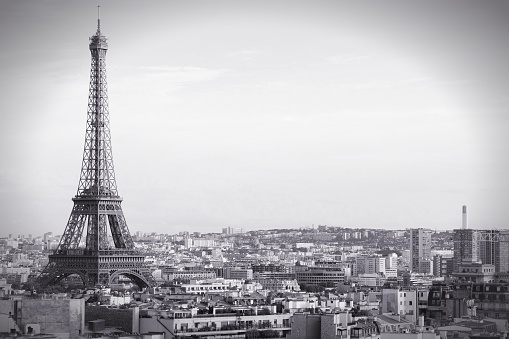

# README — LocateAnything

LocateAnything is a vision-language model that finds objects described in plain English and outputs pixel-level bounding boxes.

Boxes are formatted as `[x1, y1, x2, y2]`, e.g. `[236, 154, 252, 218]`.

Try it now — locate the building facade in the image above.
[410, 229, 432, 274]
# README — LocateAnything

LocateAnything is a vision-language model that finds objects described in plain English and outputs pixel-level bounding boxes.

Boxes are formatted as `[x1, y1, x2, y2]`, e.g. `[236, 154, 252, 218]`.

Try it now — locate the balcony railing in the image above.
[174, 324, 290, 334]
[157, 311, 282, 319]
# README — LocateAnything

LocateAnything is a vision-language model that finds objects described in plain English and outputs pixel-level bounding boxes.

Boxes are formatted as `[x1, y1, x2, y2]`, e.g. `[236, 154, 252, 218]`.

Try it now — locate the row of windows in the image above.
[473, 293, 508, 300]
[185, 286, 228, 291]
[475, 285, 504, 292]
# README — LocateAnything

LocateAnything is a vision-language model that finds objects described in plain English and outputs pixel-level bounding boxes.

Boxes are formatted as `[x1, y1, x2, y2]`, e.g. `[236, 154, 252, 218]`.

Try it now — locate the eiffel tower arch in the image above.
[37, 15, 155, 289]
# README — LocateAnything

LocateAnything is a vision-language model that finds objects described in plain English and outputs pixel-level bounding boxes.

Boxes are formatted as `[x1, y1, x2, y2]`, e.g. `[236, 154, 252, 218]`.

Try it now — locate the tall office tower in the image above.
[474, 230, 509, 273]
[453, 206, 480, 273]
[37, 16, 154, 288]
[499, 230, 509, 273]
[478, 229, 501, 272]
[452, 229, 479, 273]
[472, 229, 509, 273]
[409, 228, 432, 273]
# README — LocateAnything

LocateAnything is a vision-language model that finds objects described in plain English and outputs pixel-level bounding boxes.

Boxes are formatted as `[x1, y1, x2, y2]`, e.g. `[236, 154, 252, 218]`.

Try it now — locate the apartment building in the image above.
[381, 288, 418, 323]
[296, 268, 346, 287]
[410, 229, 432, 274]
[290, 312, 380, 339]
[139, 308, 291, 338]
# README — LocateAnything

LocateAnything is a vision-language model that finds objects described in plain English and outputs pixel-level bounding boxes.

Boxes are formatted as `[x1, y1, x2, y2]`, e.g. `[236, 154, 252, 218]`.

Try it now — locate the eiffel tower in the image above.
[38, 14, 155, 289]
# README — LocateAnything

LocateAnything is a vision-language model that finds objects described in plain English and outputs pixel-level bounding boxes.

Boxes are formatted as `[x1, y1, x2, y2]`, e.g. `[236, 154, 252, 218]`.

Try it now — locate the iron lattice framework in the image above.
[38, 18, 154, 288]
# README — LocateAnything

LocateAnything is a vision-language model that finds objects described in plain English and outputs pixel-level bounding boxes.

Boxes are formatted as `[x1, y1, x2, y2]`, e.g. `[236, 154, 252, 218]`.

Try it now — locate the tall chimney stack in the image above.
[462, 205, 468, 229]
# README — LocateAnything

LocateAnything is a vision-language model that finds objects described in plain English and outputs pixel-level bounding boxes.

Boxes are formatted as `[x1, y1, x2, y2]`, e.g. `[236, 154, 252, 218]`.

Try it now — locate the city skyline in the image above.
[1, 1, 508, 236]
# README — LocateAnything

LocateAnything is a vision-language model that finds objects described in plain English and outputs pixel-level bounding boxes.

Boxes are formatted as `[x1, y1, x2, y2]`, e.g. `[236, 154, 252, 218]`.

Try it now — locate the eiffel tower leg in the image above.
[108, 213, 134, 249]
[98, 214, 109, 249]
[57, 208, 87, 252]
[85, 215, 110, 251]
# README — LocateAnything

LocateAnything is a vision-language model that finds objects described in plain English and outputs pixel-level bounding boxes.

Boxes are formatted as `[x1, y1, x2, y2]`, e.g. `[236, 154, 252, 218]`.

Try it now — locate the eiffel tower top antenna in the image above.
[97, 5, 101, 33]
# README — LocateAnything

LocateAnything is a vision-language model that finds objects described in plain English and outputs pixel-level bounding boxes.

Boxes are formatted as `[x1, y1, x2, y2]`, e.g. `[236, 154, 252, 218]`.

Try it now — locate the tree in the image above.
[129, 285, 140, 293]
[300, 283, 324, 293]
[258, 308, 271, 315]
[245, 329, 260, 338]
[160, 281, 174, 287]
[22, 280, 39, 292]
[260, 330, 280, 338]
[351, 305, 371, 317]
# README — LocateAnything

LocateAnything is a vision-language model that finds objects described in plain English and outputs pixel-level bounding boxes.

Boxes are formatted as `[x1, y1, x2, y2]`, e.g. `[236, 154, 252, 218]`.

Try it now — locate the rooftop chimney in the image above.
[462, 205, 468, 229]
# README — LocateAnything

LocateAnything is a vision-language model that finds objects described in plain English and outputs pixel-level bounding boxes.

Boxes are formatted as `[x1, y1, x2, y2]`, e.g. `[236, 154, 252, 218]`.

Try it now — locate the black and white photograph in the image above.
[0, 1, 508, 338]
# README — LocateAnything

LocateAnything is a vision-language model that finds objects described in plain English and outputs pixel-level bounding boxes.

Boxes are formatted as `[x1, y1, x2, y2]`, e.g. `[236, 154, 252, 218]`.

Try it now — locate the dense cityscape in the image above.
[1, 217, 509, 338]
[2, 2, 508, 339]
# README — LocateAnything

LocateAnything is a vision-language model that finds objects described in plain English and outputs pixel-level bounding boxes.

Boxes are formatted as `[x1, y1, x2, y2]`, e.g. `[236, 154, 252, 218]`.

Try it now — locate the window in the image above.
[409, 301, 413, 305]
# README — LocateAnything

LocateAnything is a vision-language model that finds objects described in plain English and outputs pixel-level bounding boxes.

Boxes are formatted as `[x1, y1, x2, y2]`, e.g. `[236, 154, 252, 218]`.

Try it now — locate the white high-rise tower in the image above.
[462, 205, 468, 229]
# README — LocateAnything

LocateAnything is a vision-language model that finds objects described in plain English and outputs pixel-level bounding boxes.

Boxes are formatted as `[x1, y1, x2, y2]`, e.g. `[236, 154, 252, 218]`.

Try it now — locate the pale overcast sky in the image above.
[0, 1, 508, 236]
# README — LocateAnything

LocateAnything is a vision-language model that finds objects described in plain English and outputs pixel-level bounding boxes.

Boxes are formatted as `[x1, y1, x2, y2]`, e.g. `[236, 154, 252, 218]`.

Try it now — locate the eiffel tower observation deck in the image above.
[37, 12, 155, 289]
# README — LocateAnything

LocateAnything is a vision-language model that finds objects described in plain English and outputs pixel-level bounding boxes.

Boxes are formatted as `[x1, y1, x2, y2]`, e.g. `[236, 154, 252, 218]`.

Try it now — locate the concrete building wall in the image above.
[85, 306, 134, 333]
[24, 299, 84, 338]
[0, 314, 20, 334]
[445, 291, 470, 320]
[0, 298, 85, 338]
[368, 291, 383, 303]
[0, 300, 13, 319]
[380, 332, 439, 339]
[320, 313, 352, 339]
[381, 289, 398, 314]
[381, 289, 417, 322]
[320, 314, 337, 339]
[139, 318, 171, 337]
[290, 313, 321, 339]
